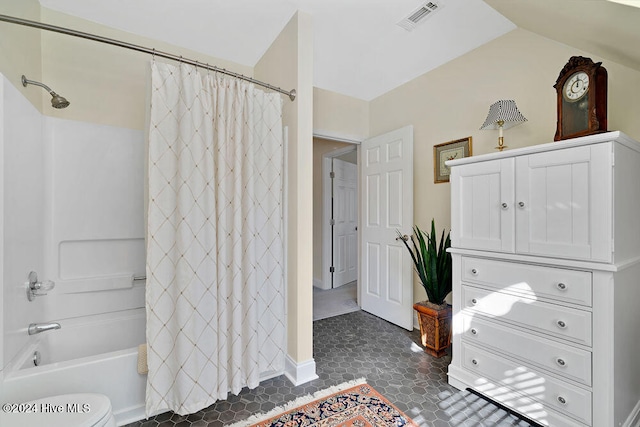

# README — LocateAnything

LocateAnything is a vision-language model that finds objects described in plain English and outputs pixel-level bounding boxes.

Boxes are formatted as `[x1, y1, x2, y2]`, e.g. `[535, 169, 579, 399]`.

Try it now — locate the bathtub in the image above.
[2, 308, 147, 425]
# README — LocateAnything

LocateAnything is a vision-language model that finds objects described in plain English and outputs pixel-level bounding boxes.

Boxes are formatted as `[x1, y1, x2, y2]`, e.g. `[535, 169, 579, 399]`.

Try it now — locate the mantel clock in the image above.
[554, 56, 607, 141]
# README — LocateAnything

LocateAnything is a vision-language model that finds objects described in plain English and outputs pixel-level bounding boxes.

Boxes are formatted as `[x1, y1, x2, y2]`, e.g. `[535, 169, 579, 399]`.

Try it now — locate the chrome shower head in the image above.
[21, 75, 70, 109]
[50, 92, 70, 109]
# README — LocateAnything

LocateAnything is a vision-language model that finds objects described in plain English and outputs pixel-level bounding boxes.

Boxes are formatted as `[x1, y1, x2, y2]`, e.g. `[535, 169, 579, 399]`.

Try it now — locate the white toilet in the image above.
[0, 393, 116, 427]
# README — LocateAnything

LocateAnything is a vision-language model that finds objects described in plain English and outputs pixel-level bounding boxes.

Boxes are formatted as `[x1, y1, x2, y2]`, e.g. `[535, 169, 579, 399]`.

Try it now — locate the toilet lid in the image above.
[0, 393, 112, 427]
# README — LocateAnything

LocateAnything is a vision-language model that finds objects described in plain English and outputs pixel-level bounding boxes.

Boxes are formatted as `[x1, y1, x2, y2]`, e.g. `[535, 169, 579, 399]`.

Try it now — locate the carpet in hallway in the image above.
[313, 281, 359, 321]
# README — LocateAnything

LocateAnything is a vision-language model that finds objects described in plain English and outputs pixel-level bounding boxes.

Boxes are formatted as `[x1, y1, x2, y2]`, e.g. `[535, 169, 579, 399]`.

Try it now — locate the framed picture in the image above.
[434, 137, 472, 183]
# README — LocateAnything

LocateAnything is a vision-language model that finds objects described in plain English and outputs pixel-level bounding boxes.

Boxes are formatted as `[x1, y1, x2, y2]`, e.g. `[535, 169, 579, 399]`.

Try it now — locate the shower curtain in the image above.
[146, 61, 285, 416]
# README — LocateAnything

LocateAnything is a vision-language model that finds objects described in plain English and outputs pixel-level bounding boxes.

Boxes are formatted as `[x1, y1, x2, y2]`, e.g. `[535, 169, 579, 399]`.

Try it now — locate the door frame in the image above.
[321, 144, 358, 290]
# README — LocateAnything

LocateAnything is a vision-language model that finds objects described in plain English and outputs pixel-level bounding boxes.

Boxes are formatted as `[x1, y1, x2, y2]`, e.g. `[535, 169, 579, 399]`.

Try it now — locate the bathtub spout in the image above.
[28, 322, 61, 335]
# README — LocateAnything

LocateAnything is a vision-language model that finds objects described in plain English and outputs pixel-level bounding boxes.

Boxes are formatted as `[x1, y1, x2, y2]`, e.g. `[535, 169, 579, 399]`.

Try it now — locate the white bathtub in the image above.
[2, 308, 147, 425]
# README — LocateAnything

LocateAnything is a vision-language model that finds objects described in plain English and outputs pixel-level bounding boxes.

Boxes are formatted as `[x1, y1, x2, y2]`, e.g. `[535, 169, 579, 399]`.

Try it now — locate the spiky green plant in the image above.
[397, 219, 452, 306]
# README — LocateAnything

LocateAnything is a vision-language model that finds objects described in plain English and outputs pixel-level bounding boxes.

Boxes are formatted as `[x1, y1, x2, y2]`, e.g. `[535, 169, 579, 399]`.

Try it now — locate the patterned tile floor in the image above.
[125, 310, 534, 427]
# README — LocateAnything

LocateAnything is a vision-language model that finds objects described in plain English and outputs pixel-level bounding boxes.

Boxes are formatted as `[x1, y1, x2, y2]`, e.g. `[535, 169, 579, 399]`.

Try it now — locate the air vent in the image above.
[397, 1, 442, 31]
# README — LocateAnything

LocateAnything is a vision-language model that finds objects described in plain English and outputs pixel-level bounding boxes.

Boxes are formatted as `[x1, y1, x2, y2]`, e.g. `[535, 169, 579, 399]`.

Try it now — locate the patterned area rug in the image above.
[228, 379, 417, 427]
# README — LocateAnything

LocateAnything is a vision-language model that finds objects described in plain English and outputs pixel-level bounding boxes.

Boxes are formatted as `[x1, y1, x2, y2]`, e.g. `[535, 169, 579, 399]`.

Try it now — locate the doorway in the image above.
[313, 137, 359, 320]
[312, 126, 413, 327]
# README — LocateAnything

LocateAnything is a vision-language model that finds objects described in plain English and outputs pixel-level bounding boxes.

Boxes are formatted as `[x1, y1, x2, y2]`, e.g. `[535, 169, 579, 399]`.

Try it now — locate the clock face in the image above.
[563, 71, 589, 102]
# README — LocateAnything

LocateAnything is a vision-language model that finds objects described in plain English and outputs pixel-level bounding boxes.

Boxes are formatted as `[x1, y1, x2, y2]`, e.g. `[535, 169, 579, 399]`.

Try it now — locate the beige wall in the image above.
[312, 137, 353, 283]
[255, 11, 314, 364]
[37, 7, 251, 130]
[313, 87, 369, 141]
[369, 28, 640, 303]
[0, 4, 250, 127]
[0, 0, 42, 109]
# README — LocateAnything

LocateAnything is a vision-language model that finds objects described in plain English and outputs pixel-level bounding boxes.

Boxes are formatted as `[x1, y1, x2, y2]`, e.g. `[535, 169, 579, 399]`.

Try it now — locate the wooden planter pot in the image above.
[413, 301, 452, 358]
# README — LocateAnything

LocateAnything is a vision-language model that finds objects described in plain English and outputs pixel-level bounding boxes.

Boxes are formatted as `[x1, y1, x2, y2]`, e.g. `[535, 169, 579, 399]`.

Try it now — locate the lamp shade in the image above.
[480, 100, 527, 130]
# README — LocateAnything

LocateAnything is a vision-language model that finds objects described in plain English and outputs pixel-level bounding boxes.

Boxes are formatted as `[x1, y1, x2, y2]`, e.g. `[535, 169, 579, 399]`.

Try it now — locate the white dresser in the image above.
[446, 131, 640, 427]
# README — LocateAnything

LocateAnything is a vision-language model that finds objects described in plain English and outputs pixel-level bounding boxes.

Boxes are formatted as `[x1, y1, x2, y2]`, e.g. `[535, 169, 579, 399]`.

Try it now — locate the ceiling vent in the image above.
[397, 1, 442, 31]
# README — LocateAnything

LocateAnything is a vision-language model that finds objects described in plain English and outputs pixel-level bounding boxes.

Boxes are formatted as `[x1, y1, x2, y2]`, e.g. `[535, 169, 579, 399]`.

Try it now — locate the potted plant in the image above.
[398, 219, 452, 358]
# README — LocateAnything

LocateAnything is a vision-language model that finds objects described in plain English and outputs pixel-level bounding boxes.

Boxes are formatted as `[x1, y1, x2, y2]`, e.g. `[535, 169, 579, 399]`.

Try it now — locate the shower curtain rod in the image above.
[0, 13, 297, 101]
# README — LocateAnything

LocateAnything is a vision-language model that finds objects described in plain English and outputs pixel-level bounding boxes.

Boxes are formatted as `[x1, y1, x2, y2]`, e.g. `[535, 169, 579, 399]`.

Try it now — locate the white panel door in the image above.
[360, 126, 413, 330]
[451, 158, 515, 252]
[515, 144, 612, 262]
[333, 158, 358, 287]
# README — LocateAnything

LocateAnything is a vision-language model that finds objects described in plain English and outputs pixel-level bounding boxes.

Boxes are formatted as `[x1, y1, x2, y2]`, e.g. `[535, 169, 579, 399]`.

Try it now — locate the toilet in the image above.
[0, 393, 116, 427]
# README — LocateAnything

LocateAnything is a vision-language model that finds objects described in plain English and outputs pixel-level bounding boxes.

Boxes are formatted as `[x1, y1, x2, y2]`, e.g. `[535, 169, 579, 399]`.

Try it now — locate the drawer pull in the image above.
[471, 268, 478, 275]
[471, 359, 478, 366]
[557, 396, 567, 405]
[518, 201, 526, 208]
[557, 320, 567, 329]
[556, 358, 567, 367]
[471, 298, 478, 305]
[470, 328, 478, 335]
[557, 282, 567, 291]
[501, 202, 508, 210]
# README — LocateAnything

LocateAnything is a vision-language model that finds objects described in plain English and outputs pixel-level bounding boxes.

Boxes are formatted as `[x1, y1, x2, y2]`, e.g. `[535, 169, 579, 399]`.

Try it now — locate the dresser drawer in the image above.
[462, 285, 592, 346]
[461, 342, 592, 425]
[461, 257, 592, 307]
[462, 314, 592, 386]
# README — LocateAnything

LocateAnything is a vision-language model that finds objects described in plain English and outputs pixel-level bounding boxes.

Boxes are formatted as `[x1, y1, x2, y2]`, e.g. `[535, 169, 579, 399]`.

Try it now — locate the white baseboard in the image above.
[313, 278, 325, 290]
[623, 400, 640, 427]
[284, 355, 319, 386]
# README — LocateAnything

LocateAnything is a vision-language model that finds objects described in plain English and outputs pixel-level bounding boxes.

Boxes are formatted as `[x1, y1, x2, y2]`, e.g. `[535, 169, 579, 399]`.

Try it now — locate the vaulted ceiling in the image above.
[37, 0, 640, 101]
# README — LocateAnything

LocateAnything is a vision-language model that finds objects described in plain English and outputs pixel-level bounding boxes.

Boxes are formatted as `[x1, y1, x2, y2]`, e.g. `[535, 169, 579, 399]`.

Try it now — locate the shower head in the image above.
[50, 92, 70, 109]
[21, 75, 70, 109]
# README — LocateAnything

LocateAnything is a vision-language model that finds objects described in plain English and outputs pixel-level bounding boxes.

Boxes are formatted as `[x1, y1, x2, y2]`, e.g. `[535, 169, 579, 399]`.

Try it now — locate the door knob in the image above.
[396, 234, 409, 242]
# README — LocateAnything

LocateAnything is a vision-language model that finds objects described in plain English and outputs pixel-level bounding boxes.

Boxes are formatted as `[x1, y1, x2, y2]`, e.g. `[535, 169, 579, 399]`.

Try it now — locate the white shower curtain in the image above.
[145, 61, 285, 416]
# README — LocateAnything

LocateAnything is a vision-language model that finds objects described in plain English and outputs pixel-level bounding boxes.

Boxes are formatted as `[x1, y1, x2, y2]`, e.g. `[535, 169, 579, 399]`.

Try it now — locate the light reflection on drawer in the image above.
[461, 256, 592, 307]
[462, 314, 592, 386]
[462, 342, 592, 425]
[462, 285, 592, 346]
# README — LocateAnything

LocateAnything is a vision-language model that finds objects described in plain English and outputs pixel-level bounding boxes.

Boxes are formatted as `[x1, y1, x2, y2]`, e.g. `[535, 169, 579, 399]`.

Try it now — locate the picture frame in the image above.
[434, 136, 472, 183]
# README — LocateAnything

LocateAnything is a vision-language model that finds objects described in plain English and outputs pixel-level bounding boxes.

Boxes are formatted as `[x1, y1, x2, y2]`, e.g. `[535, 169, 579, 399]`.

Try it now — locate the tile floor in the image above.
[125, 310, 534, 427]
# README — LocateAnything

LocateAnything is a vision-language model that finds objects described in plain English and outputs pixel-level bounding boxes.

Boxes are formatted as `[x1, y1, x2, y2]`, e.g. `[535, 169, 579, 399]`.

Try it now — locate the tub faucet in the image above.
[28, 322, 61, 335]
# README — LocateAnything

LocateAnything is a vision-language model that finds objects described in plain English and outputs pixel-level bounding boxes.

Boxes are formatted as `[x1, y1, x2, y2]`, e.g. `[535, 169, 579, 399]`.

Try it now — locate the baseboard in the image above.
[284, 354, 319, 386]
[623, 400, 640, 427]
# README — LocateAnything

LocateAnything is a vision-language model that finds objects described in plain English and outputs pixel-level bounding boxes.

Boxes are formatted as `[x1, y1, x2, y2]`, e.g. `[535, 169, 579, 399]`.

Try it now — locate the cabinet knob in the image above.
[556, 320, 567, 329]
[556, 358, 567, 367]
[518, 201, 526, 208]
[471, 298, 478, 305]
[471, 268, 478, 275]
[471, 359, 478, 366]
[470, 328, 478, 335]
[556, 282, 567, 291]
[557, 396, 567, 405]
[501, 202, 508, 210]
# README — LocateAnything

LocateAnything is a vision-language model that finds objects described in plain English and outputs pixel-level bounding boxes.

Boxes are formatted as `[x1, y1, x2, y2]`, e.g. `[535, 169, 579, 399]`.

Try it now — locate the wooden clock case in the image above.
[554, 56, 607, 141]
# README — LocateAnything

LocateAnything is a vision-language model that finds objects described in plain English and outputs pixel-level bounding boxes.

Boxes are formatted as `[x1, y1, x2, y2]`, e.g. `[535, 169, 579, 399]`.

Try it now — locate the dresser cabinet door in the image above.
[515, 144, 612, 262]
[451, 158, 515, 252]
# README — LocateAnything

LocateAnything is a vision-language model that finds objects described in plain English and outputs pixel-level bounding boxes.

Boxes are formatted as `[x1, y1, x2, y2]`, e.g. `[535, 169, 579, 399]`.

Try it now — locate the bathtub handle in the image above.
[26, 271, 56, 301]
